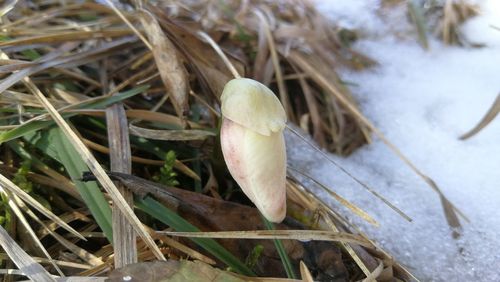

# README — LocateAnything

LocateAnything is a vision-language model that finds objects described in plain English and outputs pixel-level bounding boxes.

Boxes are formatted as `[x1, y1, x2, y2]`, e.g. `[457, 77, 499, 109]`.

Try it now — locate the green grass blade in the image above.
[262, 217, 297, 279]
[408, 0, 429, 49]
[0, 116, 70, 144]
[0, 85, 149, 144]
[84, 85, 150, 108]
[24, 127, 113, 242]
[135, 196, 255, 276]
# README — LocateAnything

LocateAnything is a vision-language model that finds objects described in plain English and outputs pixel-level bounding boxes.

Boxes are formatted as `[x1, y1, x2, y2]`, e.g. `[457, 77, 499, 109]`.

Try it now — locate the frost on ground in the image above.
[288, 1, 500, 281]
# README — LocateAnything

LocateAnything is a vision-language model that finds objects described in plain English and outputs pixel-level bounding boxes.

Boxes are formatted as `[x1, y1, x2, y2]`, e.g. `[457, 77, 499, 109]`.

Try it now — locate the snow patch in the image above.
[462, 0, 500, 47]
[295, 1, 500, 281]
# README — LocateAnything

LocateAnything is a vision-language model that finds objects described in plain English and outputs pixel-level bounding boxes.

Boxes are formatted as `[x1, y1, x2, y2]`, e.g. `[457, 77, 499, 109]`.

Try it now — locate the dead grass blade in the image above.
[56, 276, 106, 282]
[22, 76, 165, 260]
[154, 232, 217, 265]
[106, 102, 137, 267]
[1, 90, 67, 108]
[127, 109, 202, 128]
[289, 171, 417, 280]
[140, 9, 189, 120]
[361, 259, 384, 282]
[0, 43, 77, 93]
[37, 210, 91, 240]
[72, 109, 203, 129]
[0, 29, 132, 47]
[10, 193, 104, 268]
[288, 167, 379, 226]
[0, 224, 55, 281]
[81, 137, 200, 181]
[102, 0, 153, 50]
[159, 230, 373, 248]
[26, 172, 81, 200]
[0, 187, 64, 276]
[5, 140, 84, 200]
[254, 9, 294, 122]
[321, 210, 372, 277]
[299, 261, 314, 282]
[436, 0, 479, 45]
[51, 232, 104, 267]
[287, 179, 374, 276]
[197, 31, 242, 79]
[129, 124, 216, 141]
[0, 38, 134, 94]
[0, 173, 84, 239]
[0, 0, 17, 17]
[460, 93, 500, 140]
[295, 69, 327, 148]
[0, 253, 90, 270]
[252, 13, 269, 81]
[172, 160, 201, 181]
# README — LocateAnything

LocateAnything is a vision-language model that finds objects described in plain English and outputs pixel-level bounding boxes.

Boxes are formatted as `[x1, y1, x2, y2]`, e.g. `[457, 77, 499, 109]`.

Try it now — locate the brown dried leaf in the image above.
[140, 9, 189, 120]
[108, 260, 246, 282]
[106, 260, 300, 282]
[146, 10, 241, 99]
[104, 172, 350, 279]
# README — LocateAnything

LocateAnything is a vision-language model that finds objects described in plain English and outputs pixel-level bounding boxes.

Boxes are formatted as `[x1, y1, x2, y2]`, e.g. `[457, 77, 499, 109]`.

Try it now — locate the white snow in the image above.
[462, 0, 500, 47]
[290, 1, 500, 281]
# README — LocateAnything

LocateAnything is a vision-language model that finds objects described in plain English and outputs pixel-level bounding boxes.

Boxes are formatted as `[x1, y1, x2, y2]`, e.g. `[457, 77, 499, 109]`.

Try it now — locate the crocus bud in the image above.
[220, 78, 287, 223]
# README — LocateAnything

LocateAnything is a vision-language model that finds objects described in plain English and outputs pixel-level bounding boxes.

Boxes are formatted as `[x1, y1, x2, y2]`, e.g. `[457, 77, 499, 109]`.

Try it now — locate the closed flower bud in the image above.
[221, 78, 287, 135]
[220, 78, 287, 223]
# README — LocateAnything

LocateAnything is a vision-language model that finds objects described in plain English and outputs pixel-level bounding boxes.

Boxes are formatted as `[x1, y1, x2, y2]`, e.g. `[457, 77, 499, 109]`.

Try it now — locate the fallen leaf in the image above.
[140, 9, 189, 120]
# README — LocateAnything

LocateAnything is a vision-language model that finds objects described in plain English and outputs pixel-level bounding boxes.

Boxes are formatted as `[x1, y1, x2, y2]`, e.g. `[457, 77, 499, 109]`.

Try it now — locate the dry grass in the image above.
[0, 0, 473, 281]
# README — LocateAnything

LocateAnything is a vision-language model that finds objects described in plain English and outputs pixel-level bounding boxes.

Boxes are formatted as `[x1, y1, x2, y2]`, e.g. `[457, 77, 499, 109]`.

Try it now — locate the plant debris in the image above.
[0, 0, 473, 281]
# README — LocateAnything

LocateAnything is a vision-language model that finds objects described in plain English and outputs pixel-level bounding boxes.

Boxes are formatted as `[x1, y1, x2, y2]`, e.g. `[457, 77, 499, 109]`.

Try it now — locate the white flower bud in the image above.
[221, 78, 287, 136]
[220, 78, 287, 223]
